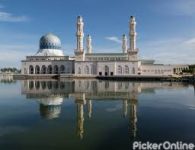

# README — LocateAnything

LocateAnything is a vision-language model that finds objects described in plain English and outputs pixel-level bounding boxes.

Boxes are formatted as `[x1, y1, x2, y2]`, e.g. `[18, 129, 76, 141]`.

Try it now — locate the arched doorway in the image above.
[35, 65, 40, 74]
[85, 65, 89, 74]
[118, 65, 122, 75]
[60, 65, 65, 74]
[54, 65, 59, 74]
[47, 65, 52, 74]
[105, 65, 109, 76]
[29, 65, 34, 74]
[41, 65, 46, 74]
[125, 65, 129, 74]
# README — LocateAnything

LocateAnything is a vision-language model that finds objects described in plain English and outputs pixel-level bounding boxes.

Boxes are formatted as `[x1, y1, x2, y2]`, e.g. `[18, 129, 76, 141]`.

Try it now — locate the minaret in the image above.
[128, 16, 138, 60]
[122, 34, 127, 53]
[75, 16, 85, 61]
[129, 16, 136, 51]
[86, 34, 92, 54]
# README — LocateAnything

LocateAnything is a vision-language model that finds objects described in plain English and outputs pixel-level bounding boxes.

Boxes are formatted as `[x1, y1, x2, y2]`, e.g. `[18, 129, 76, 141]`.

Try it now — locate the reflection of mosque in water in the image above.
[21, 79, 189, 139]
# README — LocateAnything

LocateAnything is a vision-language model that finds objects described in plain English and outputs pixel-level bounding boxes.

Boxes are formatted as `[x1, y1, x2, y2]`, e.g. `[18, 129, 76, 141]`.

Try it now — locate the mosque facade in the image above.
[21, 16, 189, 78]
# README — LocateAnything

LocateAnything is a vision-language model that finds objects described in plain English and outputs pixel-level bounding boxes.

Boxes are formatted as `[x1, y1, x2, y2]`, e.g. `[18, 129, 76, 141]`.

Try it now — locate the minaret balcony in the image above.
[75, 50, 84, 55]
[128, 48, 139, 54]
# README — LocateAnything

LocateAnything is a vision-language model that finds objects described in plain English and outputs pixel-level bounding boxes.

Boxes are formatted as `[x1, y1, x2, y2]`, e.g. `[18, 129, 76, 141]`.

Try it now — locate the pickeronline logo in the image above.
[133, 141, 195, 150]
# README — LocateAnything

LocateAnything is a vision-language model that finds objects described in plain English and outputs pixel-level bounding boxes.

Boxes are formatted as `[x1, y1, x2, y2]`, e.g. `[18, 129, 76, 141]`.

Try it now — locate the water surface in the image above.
[0, 79, 195, 150]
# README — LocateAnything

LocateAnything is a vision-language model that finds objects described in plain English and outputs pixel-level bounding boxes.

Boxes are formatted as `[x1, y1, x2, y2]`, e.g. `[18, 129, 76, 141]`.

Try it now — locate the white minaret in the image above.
[76, 16, 84, 52]
[128, 16, 138, 60]
[75, 16, 85, 61]
[129, 16, 136, 51]
[122, 34, 127, 53]
[86, 34, 92, 54]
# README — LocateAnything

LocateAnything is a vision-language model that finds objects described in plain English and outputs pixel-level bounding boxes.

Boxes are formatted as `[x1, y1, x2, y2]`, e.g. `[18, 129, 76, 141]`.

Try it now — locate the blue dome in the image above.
[39, 33, 61, 50]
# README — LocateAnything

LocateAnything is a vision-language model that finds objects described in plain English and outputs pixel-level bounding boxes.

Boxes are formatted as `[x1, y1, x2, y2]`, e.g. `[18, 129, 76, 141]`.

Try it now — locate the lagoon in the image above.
[0, 79, 195, 150]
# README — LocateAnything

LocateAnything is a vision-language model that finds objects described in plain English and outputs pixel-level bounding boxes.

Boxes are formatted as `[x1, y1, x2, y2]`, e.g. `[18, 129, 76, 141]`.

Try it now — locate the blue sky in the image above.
[0, 0, 195, 67]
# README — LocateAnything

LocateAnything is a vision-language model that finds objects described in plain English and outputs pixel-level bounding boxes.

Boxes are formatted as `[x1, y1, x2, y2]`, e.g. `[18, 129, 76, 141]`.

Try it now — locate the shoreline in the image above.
[12, 74, 195, 83]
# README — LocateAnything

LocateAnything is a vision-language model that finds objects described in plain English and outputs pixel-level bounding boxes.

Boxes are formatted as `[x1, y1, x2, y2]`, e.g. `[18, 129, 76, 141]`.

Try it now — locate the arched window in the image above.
[54, 65, 59, 74]
[132, 67, 135, 74]
[41, 65, 46, 74]
[47, 65, 52, 74]
[60, 65, 65, 74]
[78, 67, 81, 74]
[105, 65, 109, 76]
[125, 65, 129, 74]
[85, 65, 89, 74]
[29, 65, 34, 74]
[35, 65, 40, 74]
[118, 65, 122, 75]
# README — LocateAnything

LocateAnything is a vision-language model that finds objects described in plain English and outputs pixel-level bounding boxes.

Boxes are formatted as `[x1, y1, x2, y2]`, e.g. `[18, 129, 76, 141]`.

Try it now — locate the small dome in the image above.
[39, 33, 61, 50]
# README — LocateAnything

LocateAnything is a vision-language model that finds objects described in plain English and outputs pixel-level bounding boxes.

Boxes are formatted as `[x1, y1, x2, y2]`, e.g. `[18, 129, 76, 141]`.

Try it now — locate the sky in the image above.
[0, 0, 195, 68]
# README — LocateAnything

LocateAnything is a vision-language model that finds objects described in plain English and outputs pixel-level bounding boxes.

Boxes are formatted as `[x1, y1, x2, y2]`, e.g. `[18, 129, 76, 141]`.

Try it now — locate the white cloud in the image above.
[0, 11, 29, 22]
[172, 0, 195, 16]
[185, 38, 195, 45]
[156, 0, 195, 16]
[140, 37, 195, 64]
[105, 36, 121, 44]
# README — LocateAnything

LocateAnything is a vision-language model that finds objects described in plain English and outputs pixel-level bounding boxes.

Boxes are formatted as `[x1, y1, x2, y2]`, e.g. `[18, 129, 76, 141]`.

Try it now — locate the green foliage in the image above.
[182, 68, 192, 73]
[0, 67, 20, 73]
[182, 65, 195, 74]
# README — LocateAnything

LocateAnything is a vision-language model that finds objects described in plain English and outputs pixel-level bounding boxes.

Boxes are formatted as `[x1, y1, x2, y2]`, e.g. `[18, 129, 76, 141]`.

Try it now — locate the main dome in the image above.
[36, 33, 64, 56]
[39, 33, 61, 50]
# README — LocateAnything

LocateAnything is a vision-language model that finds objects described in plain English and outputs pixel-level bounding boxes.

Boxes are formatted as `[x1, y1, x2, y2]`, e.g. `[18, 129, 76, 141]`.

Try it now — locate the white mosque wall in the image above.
[21, 60, 74, 75]
[74, 61, 141, 77]
[74, 61, 97, 76]
[140, 64, 173, 76]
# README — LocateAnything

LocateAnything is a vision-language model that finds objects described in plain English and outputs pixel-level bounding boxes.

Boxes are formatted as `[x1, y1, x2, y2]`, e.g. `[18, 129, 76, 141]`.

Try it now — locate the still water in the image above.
[0, 79, 195, 150]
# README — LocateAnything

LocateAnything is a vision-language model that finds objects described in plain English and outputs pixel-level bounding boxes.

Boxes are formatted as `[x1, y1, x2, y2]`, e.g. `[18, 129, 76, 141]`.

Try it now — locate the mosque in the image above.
[21, 16, 188, 78]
